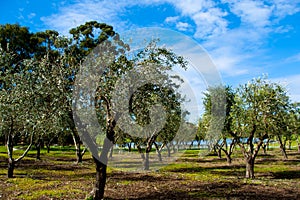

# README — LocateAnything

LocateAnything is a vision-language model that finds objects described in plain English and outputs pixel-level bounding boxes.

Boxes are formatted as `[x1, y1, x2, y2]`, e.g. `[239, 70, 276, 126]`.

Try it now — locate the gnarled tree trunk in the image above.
[245, 157, 255, 179]
[143, 152, 150, 170]
[278, 136, 288, 159]
[92, 137, 113, 199]
[154, 142, 163, 162]
[7, 159, 15, 178]
[36, 137, 42, 160]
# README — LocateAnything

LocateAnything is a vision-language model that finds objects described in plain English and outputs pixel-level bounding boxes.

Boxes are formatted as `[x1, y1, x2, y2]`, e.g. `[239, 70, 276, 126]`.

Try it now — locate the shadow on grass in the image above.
[256, 158, 300, 166]
[110, 171, 182, 182]
[178, 157, 234, 164]
[104, 180, 299, 200]
[271, 170, 300, 179]
[163, 164, 244, 174]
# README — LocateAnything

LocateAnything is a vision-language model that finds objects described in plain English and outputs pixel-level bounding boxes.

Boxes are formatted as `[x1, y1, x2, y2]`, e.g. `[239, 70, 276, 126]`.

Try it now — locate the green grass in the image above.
[0, 145, 299, 199]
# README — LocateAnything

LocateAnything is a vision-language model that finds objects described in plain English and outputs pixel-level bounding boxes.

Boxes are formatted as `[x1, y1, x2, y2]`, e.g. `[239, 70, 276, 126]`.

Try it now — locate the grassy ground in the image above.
[0, 145, 299, 199]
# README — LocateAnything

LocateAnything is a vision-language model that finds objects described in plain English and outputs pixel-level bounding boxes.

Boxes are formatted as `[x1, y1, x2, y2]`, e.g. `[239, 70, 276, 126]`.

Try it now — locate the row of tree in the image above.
[0, 22, 189, 199]
[200, 80, 300, 178]
[1, 22, 299, 199]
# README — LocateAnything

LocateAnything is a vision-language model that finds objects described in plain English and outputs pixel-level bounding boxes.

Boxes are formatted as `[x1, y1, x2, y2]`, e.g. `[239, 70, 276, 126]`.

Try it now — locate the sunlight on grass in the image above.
[0, 147, 299, 199]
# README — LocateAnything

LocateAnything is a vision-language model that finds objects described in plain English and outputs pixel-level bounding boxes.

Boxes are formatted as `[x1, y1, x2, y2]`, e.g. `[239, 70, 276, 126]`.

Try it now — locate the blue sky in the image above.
[1, 0, 300, 102]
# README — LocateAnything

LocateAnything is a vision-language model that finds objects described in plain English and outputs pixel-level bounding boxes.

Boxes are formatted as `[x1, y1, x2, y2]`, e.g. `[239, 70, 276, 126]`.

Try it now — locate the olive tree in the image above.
[230, 77, 290, 178]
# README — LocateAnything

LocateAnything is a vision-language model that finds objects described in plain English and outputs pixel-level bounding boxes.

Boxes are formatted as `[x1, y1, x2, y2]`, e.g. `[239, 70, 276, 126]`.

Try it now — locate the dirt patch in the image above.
[103, 172, 300, 200]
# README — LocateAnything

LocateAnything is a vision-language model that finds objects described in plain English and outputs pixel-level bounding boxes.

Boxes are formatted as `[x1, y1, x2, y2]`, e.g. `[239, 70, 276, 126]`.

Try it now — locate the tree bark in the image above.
[6, 125, 34, 178]
[93, 159, 107, 199]
[280, 145, 288, 159]
[76, 143, 83, 163]
[245, 157, 255, 179]
[278, 136, 288, 159]
[46, 144, 51, 153]
[36, 138, 42, 160]
[166, 144, 171, 157]
[71, 131, 86, 163]
[73, 108, 115, 200]
[8, 159, 15, 178]
[143, 152, 150, 170]
[262, 144, 267, 155]
[154, 142, 162, 162]
[36, 144, 41, 160]
[92, 137, 113, 199]
[109, 145, 113, 159]
[137, 145, 145, 160]
[226, 155, 232, 165]
[7, 119, 15, 178]
[127, 143, 131, 152]
[222, 149, 232, 165]
[217, 148, 222, 159]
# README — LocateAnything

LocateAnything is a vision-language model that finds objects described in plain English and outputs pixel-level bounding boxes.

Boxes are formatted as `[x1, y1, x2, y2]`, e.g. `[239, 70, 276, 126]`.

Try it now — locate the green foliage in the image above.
[231, 77, 291, 140]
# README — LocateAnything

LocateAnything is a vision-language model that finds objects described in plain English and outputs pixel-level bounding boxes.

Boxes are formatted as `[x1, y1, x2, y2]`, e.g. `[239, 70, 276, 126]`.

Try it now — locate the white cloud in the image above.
[28, 13, 36, 19]
[167, 0, 228, 38]
[176, 22, 190, 31]
[271, 0, 300, 19]
[39, 0, 300, 80]
[171, 0, 215, 15]
[41, 0, 132, 34]
[165, 16, 179, 23]
[223, 0, 273, 28]
[192, 8, 228, 38]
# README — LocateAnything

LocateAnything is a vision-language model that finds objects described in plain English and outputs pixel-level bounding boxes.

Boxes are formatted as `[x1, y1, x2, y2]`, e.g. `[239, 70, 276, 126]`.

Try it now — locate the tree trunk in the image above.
[143, 144, 152, 170]
[75, 143, 83, 163]
[154, 142, 162, 162]
[245, 157, 255, 179]
[36, 144, 41, 160]
[6, 123, 34, 178]
[221, 147, 232, 165]
[262, 144, 267, 155]
[217, 148, 222, 159]
[93, 160, 107, 199]
[226, 155, 232, 165]
[109, 145, 113, 159]
[137, 145, 145, 160]
[166, 144, 171, 157]
[46, 144, 51, 153]
[143, 152, 150, 170]
[127, 143, 131, 152]
[157, 151, 162, 162]
[36, 138, 42, 160]
[76, 150, 83, 163]
[281, 145, 288, 159]
[277, 135, 288, 159]
[92, 137, 113, 200]
[8, 159, 15, 178]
